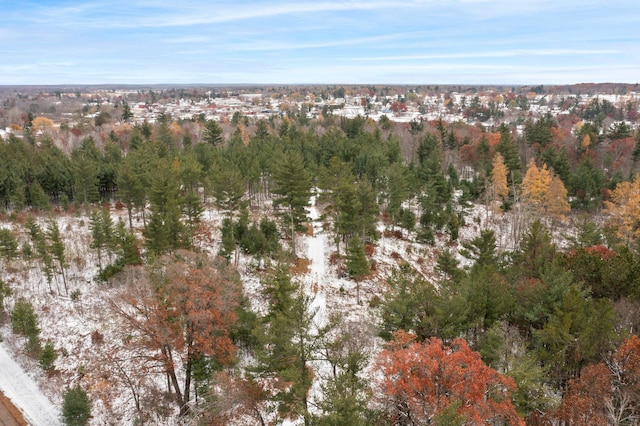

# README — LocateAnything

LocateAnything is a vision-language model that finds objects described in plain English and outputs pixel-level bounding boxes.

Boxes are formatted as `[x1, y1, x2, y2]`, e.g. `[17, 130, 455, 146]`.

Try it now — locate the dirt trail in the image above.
[0, 392, 27, 426]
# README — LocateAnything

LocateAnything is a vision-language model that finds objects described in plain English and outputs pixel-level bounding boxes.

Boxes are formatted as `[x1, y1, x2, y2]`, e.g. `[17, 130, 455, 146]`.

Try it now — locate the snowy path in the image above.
[0, 343, 61, 426]
[304, 197, 330, 327]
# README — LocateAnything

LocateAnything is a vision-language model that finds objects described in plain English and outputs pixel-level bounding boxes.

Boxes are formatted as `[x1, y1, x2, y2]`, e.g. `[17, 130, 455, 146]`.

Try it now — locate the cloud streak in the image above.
[1, 0, 637, 84]
[349, 49, 622, 61]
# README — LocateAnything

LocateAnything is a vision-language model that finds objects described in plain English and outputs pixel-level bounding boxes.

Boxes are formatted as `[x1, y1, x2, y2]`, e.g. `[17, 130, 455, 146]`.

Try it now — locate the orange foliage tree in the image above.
[549, 335, 640, 425]
[31, 116, 55, 134]
[374, 331, 524, 425]
[113, 251, 242, 416]
[553, 363, 611, 425]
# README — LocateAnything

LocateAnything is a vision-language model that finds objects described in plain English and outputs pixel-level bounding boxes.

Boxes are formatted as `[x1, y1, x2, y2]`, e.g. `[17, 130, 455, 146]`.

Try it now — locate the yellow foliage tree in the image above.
[31, 116, 55, 134]
[522, 159, 551, 210]
[545, 175, 571, 221]
[522, 159, 569, 221]
[604, 176, 640, 248]
[491, 153, 509, 201]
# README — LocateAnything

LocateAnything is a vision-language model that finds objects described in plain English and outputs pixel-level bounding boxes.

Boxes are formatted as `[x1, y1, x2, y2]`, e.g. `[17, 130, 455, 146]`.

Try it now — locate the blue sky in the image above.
[1, 0, 638, 85]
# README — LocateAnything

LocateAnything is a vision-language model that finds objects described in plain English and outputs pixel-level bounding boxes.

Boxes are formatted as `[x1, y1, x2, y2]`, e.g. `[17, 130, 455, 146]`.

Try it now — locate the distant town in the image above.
[1, 83, 638, 141]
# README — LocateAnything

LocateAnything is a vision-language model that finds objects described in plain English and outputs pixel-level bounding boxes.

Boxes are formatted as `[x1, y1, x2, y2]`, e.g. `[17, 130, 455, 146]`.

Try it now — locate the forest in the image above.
[1, 87, 640, 425]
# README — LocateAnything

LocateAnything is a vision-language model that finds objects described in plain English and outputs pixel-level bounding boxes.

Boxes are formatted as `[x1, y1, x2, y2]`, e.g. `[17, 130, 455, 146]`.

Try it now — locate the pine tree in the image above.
[211, 162, 245, 214]
[25, 217, 56, 293]
[62, 386, 91, 426]
[202, 119, 224, 146]
[219, 218, 235, 261]
[116, 157, 145, 229]
[313, 346, 371, 426]
[385, 163, 410, 227]
[272, 152, 312, 256]
[346, 237, 369, 304]
[39, 340, 57, 370]
[71, 149, 99, 210]
[29, 180, 50, 211]
[253, 267, 329, 424]
[121, 102, 134, 122]
[496, 125, 522, 181]
[11, 297, 40, 354]
[89, 209, 114, 269]
[145, 159, 187, 256]
[113, 218, 141, 266]
[380, 265, 440, 341]
[0, 278, 11, 313]
[0, 228, 19, 259]
[46, 219, 69, 295]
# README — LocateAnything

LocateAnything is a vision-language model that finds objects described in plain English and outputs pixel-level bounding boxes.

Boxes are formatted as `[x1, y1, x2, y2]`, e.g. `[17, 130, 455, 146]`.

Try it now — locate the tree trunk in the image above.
[164, 347, 186, 415]
[127, 205, 133, 230]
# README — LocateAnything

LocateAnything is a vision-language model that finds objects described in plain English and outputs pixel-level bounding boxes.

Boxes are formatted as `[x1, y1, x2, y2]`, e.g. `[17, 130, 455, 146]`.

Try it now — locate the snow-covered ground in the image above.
[0, 194, 574, 425]
[0, 341, 61, 425]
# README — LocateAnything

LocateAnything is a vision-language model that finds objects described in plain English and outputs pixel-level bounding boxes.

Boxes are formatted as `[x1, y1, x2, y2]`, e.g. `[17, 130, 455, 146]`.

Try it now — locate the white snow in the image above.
[0, 192, 579, 425]
[302, 196, 330, 327]
[0, 341, 61, 425]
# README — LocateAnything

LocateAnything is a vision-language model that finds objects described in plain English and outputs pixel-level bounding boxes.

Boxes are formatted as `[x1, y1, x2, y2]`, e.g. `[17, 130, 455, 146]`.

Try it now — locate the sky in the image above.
[1, 0, 638, 85]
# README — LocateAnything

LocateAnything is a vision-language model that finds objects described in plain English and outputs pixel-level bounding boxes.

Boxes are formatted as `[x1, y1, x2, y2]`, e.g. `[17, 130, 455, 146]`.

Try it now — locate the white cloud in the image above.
[233, 32, 423, 52]
[349, 49, 621, 61]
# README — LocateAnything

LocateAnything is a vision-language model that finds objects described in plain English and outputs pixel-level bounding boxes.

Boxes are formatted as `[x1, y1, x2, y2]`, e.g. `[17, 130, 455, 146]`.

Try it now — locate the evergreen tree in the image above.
[535, 285, 618, 387]
[460, 229, 499, 273]
[89, 209, 114, 269]
[253, 267, 329, 425]
[313, 345, 371, 426]
[121, 102, 134, 122]
[144, 159, 187, 256]
[569, 157, 605, 209]
[346, 237, 369, 304]
[62, 386, 92, 426]
[39, 340, 57, 370]
[71, 142, 100, 209]
[379, 265, 439, 341]
[384, 162, 410, 227]
[29, 180, 50, 211]
[496, 125, 522, 182]
[211, 162, 245, 214]
[0, 278, 11, 313]
[11, 297, 40, 353]
[202, 119, 224, 146]
[0, 228, 19, 259]
[272, 152, 312, 256]
[46, 219, 69, 294]
[435, 249, 464, 284]
[632, 131, 640, 162]
[524, 115, 555, 148]
[512, 220, 556, 280]
[25, 217, 56, 293]
[219, 217, 236, 261]
[116, 156, 145, 229]
[113, 218, 141, 266]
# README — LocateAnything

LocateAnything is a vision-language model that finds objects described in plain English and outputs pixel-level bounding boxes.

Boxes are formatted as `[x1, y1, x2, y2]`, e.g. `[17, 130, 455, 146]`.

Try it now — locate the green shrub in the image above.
[11, 297, 40, 353]
[62, 386, 91, 426]
[39, 340, 57, 370]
